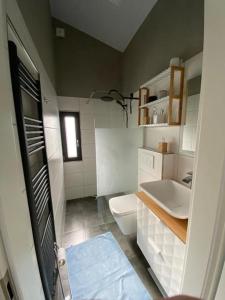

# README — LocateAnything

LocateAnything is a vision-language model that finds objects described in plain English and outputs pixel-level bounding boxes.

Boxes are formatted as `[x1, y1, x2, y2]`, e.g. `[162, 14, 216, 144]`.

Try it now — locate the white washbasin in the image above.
[140, 180, 190, 219]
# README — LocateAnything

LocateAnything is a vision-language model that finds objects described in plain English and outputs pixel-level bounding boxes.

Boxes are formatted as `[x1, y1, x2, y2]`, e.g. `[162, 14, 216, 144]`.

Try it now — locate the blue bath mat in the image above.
[66, 232, 151, 300]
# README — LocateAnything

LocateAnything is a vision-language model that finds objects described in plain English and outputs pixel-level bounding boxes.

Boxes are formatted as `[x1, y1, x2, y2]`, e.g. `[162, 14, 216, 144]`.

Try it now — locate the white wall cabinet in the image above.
[137, 197, 186, 296]
[138, 148, 175, 189]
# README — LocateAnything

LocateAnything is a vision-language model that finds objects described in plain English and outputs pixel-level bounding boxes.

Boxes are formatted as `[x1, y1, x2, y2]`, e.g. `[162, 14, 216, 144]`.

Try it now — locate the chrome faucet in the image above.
[182, 171, 193, 188]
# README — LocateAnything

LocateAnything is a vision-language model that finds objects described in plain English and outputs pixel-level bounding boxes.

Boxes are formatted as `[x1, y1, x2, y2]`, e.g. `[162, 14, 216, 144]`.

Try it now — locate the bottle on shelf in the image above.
[153, 108, 158, 124]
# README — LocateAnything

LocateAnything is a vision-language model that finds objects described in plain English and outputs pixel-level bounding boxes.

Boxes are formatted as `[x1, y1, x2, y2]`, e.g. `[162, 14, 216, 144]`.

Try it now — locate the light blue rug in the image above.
[66, 232, 151, 300]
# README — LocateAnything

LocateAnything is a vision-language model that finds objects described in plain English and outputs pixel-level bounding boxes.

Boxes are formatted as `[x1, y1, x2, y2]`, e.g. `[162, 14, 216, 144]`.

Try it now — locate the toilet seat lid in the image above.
[109, 194, 137, 216]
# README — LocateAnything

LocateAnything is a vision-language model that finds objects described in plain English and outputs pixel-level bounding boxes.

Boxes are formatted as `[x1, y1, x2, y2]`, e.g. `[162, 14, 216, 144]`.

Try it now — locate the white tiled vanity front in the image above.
[137, 198, 186, 296]
[137, 148, 187, 296]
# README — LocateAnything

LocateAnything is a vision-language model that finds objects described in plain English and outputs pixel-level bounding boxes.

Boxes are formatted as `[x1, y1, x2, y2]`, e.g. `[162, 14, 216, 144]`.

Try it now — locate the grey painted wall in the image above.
[17, 0, 203, 97]
[16, 0, 55, 85]
[122, 0, 204, 94]
[54, 19, 122, 98]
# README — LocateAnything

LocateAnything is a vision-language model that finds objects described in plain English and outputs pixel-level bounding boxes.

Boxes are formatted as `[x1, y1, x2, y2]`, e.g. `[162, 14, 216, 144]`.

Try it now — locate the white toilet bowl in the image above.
[109, 194, 137, 235]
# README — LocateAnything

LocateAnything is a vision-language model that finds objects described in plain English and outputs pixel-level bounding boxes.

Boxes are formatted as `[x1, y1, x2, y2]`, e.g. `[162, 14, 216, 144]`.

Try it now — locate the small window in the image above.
[59, 112, 82, 161]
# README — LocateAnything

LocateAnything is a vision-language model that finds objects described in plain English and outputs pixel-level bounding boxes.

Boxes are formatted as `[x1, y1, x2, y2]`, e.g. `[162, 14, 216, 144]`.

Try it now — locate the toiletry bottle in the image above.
[158, 137, 168, 153]
[159, 109, 165, 123]
[153, 108, 158, 124]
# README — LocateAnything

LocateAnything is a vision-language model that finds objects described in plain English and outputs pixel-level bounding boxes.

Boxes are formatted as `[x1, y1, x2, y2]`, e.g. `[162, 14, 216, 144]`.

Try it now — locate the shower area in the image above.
[89, 89, 143, 198]
[59, 90, 143, 202]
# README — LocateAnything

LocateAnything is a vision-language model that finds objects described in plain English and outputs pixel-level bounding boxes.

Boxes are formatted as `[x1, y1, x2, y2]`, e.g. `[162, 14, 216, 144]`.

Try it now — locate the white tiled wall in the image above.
[176, 155, 194, 185]
[142, 119, 194, 185]
[0, 0, 65, 299]
[123, 98, 139, 129]
[144, 126, 180, 153]
[58, 97, 125, 200]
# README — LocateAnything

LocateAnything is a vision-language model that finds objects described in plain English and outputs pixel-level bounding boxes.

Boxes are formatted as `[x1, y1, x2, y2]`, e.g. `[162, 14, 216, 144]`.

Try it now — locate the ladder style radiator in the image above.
[8, 41, 57, 299]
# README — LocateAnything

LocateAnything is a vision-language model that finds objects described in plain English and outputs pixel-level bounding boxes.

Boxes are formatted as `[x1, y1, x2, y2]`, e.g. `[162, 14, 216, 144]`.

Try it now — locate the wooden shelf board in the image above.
[136, 191, 188, 243]
[139, 96, 169, 109]
[139, 123, 169, 128]
[173, 95, 181, 99]
[138, 107, 149, 110]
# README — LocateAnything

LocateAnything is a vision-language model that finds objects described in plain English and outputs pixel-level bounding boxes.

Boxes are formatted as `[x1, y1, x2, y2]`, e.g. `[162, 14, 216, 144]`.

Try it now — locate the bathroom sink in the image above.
[140, 180, 190, 219]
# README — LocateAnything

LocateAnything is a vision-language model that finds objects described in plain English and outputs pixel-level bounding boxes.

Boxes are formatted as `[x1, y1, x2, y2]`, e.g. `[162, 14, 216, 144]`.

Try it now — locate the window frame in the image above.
[59, 111, 82, 162]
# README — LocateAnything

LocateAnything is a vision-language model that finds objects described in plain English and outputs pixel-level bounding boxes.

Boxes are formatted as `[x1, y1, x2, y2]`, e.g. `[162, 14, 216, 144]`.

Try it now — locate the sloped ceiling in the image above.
[50, 0, 157, 52]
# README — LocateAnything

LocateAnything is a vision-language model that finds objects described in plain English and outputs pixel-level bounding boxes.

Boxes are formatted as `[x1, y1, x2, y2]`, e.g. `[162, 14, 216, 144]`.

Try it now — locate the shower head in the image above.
[90, 89, 139, 102]
[109, 89, 124, 100]
[87, 90, 113, 104]
[89, 89, 138, 128]
[100, 95, 114, 102]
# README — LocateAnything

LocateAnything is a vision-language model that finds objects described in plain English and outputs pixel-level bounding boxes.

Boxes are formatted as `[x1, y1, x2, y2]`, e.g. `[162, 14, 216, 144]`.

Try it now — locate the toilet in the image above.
[109, 194, 137, 235]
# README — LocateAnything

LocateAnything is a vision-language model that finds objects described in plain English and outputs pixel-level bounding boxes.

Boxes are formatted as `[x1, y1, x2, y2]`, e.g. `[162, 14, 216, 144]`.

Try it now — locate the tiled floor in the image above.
[60, 195, 161, 299]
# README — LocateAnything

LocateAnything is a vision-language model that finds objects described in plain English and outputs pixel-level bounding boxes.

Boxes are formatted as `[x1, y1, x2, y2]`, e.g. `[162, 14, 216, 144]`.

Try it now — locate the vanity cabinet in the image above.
[137, 197, 186, 296]
[138, 148, 175, 189]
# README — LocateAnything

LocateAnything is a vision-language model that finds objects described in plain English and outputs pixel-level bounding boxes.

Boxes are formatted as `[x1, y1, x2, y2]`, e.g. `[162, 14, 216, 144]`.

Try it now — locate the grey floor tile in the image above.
[97, 197, 107, 214]
[118, 238, 137, 259]
[126, 235, 145, 258]
[97, 196, 115, 224]
[83, 204, 105, 227]
[85, 224, 108, 240]
[84, 212, 105, 227]
[64, 214, 85, 233]
[129, 256, 162, 299]
[63, 229, 86, 248]
[106, 222, 124, 241]
[102, 211, 115, 224]
[105, 223, 137, 258]
[65, 199, 84, 216]
[81, 196, 97, 208]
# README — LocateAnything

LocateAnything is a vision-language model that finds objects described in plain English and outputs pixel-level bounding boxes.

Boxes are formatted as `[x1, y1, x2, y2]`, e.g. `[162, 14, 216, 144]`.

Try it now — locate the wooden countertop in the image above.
[136, 191, 188, 243]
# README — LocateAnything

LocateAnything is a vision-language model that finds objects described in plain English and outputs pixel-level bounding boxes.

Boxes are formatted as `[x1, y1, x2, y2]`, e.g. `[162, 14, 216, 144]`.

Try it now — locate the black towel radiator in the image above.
[8, 41, 57, 300]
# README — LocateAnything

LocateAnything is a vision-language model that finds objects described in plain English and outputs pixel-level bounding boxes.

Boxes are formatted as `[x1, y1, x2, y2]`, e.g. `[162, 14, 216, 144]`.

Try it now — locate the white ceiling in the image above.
[50, 0, 157, 52]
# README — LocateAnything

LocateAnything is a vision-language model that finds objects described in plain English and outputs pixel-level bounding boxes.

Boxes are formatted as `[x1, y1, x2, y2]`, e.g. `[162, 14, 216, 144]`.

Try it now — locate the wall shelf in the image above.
[138, 66, 185, 127]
